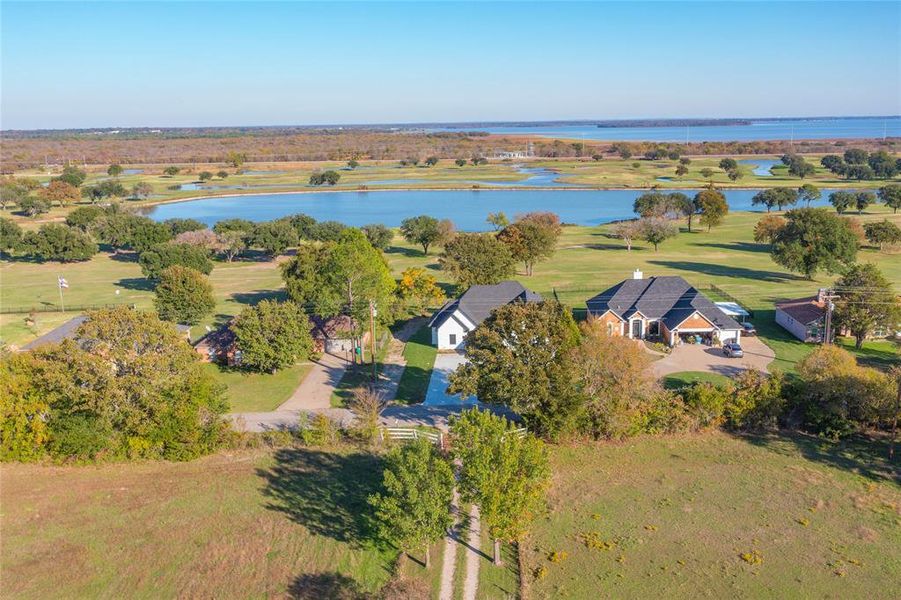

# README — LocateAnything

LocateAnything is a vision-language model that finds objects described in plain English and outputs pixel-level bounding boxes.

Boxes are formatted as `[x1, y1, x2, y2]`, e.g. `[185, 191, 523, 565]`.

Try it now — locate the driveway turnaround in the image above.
[652, 335, 775, 378]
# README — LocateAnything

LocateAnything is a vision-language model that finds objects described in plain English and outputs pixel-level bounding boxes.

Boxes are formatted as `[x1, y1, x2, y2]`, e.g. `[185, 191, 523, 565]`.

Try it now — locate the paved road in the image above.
[652, 335, 775, 378]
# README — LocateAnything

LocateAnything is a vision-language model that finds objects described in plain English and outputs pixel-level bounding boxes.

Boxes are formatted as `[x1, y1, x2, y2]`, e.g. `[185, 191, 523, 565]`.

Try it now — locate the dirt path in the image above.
[462, 504, 481, 600]
[439, 487, 461, 600]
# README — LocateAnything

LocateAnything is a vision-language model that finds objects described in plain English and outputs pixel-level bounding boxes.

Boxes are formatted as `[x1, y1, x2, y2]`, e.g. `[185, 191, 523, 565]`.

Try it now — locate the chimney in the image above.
[632, 268, 643, 280]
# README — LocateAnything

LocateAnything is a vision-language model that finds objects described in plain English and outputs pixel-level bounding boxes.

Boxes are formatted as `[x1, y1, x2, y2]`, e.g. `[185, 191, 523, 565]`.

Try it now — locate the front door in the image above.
[631, 320, 643, 339]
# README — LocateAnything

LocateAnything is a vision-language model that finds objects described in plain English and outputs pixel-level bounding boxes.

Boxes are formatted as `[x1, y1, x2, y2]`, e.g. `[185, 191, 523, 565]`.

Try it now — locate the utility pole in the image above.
[821, 289, 839, 344]
[369, 300, 377, 382]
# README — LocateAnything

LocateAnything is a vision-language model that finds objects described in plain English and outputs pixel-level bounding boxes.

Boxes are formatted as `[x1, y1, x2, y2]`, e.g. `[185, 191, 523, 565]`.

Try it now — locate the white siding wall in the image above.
[433, 311, 477, 350]
[717, 329, 741, 344]
[775, 309, 810, 342]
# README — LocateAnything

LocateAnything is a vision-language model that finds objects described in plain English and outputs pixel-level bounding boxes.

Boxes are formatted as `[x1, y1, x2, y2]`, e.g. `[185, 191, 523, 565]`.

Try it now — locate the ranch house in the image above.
[585, 270, 743, 346]
[428, 281, 542, 350]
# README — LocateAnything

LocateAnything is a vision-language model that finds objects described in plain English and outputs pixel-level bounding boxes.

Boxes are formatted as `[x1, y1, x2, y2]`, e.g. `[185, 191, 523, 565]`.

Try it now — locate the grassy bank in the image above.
[205, 362, 313, 412]
[525, 431, 901, 599]
[0, 446, 407, 599]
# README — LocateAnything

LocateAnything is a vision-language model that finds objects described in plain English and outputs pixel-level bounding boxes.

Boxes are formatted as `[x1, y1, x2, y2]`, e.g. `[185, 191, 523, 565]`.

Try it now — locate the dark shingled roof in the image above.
[586, 275, 742, 331]
[21, 315, 89, 351]
[22, 315, 190, 351]
[776, 296, 826, 325]
[428, 281, 543, 329]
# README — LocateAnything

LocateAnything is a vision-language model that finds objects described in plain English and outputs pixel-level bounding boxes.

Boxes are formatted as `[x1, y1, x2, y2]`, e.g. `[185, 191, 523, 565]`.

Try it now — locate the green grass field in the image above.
[395, 324, 439, 404]
[662, 371, 732, 389]
[205, 362, 313, 412]
[0, 445, 406, 599]
[524, 431, 901, 599]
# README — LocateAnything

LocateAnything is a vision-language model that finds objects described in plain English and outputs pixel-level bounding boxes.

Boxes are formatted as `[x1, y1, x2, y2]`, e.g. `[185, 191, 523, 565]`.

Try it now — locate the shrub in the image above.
[47, 413, 113, 461]
[725, 369, 785, 430]
[680, 382, 728, 428]
[299, 413, 340, 447]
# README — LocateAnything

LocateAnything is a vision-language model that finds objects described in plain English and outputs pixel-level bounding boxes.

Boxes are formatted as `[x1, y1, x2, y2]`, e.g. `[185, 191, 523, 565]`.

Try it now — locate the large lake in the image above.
[146, 189, 842, 231]
[435, 117, 900, 142]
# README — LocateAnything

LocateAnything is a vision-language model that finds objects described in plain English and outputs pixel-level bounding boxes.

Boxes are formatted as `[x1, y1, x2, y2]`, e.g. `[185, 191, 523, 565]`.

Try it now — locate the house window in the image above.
[606, 322, 614, 335]
[449, 334, 457, 346]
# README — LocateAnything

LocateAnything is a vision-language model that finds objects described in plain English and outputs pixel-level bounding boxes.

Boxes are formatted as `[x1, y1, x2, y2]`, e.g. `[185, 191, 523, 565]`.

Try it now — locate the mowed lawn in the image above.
[0, 446, 407, 599]
[205, 362, 313, 412]
[525, 431, 901, 599]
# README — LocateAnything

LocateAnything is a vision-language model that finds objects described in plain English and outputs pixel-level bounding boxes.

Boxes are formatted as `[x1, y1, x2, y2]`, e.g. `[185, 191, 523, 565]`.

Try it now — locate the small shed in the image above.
[194, 322, 240, 365]
[309, 315, 360, 354]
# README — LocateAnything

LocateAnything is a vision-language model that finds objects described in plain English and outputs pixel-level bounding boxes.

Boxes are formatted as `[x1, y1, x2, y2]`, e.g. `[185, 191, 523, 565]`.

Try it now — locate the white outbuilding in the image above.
[428, 281, 542, 350]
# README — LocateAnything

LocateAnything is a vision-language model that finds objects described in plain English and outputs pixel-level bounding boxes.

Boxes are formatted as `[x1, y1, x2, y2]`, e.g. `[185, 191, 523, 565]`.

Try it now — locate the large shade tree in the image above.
[770, 208, 858, 279]
[439, 233, 515, 288]
[833, 263, 901, 349]
[231, 300, 314, 372]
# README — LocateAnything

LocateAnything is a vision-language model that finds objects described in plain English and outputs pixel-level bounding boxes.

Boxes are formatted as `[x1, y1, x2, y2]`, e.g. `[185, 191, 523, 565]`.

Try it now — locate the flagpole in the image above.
[58, 275, 66, 312]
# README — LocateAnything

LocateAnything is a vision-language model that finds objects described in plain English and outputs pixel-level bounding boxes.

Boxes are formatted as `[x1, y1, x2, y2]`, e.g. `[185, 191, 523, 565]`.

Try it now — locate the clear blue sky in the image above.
[2, 1, 899, 129]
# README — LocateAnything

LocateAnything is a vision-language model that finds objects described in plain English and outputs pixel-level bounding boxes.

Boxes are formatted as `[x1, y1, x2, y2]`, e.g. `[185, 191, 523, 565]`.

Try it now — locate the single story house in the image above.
[775, 293, 828, 343]
[585, 270, 743, 346]
[194, 321, 240, 365]
[428, 281, 542, 350]
[194, 314, 364, 365]
[22, 314, 190, 352]
[309, 314, 361, 354]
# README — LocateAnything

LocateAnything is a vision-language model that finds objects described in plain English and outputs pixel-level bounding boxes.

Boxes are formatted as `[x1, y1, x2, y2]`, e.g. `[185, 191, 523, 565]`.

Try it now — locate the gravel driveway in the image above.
[652, 335, 775, 378]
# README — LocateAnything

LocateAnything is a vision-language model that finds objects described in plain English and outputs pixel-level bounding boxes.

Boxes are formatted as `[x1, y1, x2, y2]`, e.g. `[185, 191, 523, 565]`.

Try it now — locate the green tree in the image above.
[198, 171, 214, 182]
[163, 166, 181, 177]
[770, 208, 858, 279]
[281, 229, 395, 351]
[797, 183, 821, 207]
[53, 165, 87, 188]
[455, 158, 467, 167]
[633, 192, 669, 218]
[694, 186, 729, 230]
[127, 218, 173, 253]
[829, 191, 855, 214]
[107, 164, 124, 177]
[164, 218, 206, 236]
[867, 151, 898, 179]
[17, 196, 51, 217]
[833, 263, 901, 349]
[309, 170, 341, 185]
[718, 158, 738, 172]
[570, 318, 657, 439]
[311, 220, 346, 242]
[400, 215, 441, 255]
[225, 152, 247, 168]
[699, 167, 715, 179]
[66, 205, 106, 230]
[279, 213, 318, 240]
[3, 306, 228, 461]
[131, 182, 154, 200]
[216, 170, 229, 180]
[637, 217, 677, 251]
[368, 438, 455, 568]
[449, 302, 582, 438]
[752, 188, 797, 213]
[139, 243, 213, 279]
[0, 352, 51, 461]
[450, 409, 550, 565]
[360, 223, 392, 250]
[0, 217, 22, 255]
[878, 184, 901, 213]
[424, 156, 439, 167]
[486, 212, 509, 231]
[843, 148, 868, 165]
[154, 266, 216, 325]
[231, 300, 314, 372]
[864, 220, 901, 250]
[675, 164, 689, 177]
[21, 224, 97, 262]
[212, 218, 254, 235]
[250, 220, 299, 256]
[82, 180, 127, 203]
[347, 159, 359, 169]
[496, 212, 561, 275]
[854, 191, 875, 215]
[439, 233, 516, 288]
[218, 230, 247, 262]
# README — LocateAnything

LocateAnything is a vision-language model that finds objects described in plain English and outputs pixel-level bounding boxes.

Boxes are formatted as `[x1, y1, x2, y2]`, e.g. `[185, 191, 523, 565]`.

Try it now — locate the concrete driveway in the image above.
[652, 335, 775, 379]
[424, 352, 479, 407]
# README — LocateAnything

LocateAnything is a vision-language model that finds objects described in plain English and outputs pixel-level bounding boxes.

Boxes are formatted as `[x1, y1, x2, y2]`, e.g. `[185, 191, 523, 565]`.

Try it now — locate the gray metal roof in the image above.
[587, 275, 742, 331]
[428, 281, 543, 329]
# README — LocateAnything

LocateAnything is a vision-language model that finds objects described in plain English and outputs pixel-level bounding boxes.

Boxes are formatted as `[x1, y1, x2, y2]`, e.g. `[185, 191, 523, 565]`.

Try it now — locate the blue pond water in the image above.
[436, 117, 900, 142]
[738, 159, 781, 177]
[146, 188, 842, 231]
[123, 169, 144, 175]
